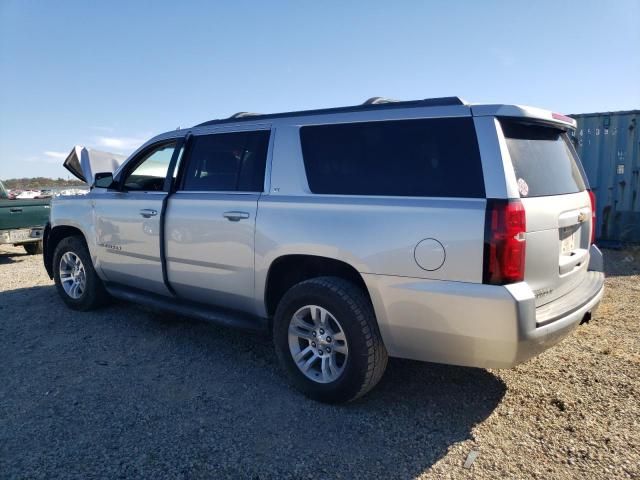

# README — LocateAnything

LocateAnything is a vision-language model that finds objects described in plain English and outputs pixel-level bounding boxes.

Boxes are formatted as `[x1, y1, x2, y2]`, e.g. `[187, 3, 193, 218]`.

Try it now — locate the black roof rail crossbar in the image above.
[362, 96, 400, 105]
[195, 96, 466, 127]
[228, 112, 263, 119]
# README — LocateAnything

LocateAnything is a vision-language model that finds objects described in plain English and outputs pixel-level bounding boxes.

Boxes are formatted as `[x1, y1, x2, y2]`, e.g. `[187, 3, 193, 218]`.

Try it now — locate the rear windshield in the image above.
[501, 120, 586, 198]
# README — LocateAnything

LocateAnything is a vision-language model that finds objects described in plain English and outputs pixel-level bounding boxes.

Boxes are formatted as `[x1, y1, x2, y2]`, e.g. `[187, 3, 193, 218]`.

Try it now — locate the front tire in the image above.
[53, 236, 109, 311]
[273, 276, 388, 403]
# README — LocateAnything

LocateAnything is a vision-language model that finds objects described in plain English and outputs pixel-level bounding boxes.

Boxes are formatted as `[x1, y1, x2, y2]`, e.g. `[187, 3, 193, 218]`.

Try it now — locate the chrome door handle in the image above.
[223, 211, 250, 221]
[139, 209, 158, 218]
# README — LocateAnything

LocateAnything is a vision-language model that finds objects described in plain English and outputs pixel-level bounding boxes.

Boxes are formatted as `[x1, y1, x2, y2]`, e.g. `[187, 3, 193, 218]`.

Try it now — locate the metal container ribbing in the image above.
[569, 110, 640, 242]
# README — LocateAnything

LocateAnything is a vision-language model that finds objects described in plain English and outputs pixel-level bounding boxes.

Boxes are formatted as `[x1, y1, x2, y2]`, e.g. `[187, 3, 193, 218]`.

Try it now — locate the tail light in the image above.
[483, 199, 526, 285]
[588, 189, 596, 244]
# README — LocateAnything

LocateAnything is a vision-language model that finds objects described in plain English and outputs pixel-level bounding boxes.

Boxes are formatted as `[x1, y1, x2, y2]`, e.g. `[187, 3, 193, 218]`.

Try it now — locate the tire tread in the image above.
[53, 235, 109, 311]
[274, 276, 388, 402]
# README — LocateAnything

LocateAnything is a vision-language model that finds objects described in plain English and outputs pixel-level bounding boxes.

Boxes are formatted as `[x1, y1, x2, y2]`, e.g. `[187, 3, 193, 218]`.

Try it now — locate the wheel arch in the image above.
[264, 254, 372, 317]
[44, 224, 88, 279]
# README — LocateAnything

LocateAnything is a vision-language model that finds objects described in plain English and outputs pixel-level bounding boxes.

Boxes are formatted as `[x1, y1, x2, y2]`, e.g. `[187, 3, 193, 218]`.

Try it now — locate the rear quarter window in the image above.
[501, 120, 586, 198]
[299, 117, 485, 198]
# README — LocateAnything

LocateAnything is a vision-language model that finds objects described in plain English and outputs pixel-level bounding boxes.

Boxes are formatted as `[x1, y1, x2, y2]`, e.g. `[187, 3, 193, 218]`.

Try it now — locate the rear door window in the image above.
[300, 117, 484, 198]
[181, 130, 270, 192]
[501, 120, 586, 197]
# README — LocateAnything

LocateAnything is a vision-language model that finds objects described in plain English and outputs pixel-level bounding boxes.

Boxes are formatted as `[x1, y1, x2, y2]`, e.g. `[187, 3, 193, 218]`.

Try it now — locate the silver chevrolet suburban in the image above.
[43, 97, 605, 403]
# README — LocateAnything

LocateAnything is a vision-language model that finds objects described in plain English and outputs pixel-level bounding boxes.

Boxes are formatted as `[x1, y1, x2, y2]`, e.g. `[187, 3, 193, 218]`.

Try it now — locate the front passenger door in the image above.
[94, 140, 182, 295]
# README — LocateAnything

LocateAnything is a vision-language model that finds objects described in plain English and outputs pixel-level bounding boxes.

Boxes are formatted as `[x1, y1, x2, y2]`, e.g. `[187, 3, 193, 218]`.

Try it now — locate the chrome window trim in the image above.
[172, 190, 261, 196]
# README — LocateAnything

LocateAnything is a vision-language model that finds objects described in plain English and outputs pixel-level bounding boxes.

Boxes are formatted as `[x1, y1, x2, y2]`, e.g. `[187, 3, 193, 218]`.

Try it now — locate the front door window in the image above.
[122, 143, 181, 192]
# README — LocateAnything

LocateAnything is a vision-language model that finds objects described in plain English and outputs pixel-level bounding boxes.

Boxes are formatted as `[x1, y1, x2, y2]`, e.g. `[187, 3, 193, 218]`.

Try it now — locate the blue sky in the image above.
[1, 0, 638, 180]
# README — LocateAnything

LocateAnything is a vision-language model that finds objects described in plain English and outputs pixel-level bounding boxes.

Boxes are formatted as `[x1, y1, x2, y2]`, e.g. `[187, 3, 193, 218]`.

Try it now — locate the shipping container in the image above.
[569, 110, 640, 243]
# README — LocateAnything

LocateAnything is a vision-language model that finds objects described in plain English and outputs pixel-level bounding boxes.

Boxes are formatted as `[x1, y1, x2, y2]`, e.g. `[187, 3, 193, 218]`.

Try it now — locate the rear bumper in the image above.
[0, 228, 43, 245]
[508, 271, 604, 366]
[363, 270, 605, 369]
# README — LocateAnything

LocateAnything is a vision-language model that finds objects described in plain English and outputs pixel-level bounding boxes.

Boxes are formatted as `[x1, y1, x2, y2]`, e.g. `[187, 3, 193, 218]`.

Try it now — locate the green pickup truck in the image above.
[0, 180, 50, 254]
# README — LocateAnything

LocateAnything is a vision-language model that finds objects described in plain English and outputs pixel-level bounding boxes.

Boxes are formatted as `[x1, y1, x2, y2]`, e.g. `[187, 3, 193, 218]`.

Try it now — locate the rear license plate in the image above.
[560, 227, 576, 254]
[9, 230, 30, 243]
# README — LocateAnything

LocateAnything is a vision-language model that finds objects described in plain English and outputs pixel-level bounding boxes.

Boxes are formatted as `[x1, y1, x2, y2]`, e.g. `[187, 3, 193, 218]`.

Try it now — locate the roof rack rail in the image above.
[362, 97, 400, 105]
[195, 96, 467, 128]
[419, 96, 466, 106]
[228, 112, 262, 119]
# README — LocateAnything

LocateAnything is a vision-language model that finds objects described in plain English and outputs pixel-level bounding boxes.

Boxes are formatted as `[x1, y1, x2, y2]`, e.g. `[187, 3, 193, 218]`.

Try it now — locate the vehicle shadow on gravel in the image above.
[1, 284, 506, 479]
[0, 246, 34, 265]
[0, 250, 23, 264]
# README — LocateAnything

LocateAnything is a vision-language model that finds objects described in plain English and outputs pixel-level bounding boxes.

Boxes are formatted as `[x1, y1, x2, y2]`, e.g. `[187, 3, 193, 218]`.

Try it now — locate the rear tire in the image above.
[273, 276, 388, 403]
[53, 236, 109, 311]
[23, 241, 43, 255]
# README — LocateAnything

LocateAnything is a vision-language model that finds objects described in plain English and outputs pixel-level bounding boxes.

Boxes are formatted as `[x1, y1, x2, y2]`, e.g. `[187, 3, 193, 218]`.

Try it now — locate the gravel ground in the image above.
[0, 245, 638, 479]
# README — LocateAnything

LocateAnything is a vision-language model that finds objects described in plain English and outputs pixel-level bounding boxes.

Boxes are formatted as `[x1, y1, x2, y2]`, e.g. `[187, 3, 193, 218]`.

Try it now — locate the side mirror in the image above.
[93, 172, 115, 189]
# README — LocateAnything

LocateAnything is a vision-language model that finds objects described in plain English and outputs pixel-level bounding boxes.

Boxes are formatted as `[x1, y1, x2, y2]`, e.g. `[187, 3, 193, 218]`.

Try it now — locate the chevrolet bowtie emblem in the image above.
[578, 212, 587, 223]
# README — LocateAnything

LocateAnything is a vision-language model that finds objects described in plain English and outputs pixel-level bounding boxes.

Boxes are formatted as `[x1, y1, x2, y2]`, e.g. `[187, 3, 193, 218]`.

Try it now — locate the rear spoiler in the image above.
[471, 104, 577, 130]
[63, 146, 127, 184]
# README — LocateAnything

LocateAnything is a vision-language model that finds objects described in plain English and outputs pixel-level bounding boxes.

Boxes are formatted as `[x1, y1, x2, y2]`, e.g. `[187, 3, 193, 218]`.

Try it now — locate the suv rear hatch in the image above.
[499, 119, 593, 308]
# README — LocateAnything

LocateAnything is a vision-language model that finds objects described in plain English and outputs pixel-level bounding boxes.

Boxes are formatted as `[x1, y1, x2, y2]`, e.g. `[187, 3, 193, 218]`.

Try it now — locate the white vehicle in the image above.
[16, 190, 41, 199]
[56, 188, 89, 197]
[43, 97, 605, 402]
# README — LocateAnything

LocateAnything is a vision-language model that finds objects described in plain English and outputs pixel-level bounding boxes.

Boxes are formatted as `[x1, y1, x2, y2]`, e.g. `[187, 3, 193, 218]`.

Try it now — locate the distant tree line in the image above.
[2, 177, 87, 189]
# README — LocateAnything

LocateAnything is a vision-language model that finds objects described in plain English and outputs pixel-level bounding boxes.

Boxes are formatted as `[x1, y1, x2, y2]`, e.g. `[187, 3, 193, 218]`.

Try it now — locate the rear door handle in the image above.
[223, 211, 250, 222]
[139, 209, 157, 218]
[9, 208, 23, 213]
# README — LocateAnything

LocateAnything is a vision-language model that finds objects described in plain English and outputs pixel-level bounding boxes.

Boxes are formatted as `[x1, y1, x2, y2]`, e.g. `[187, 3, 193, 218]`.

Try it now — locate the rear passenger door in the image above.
[165, 128, 270, 313]
[291, 116, 487, 282]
